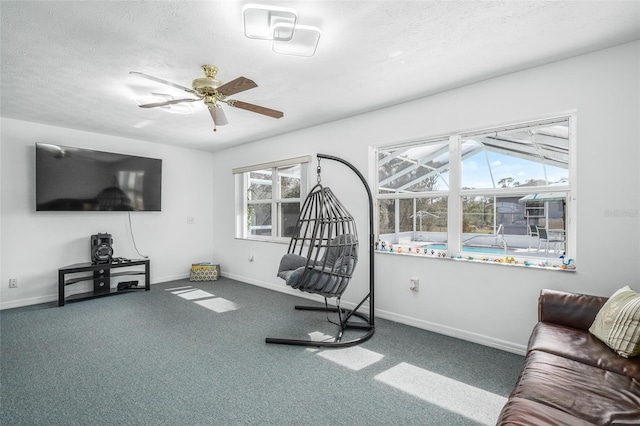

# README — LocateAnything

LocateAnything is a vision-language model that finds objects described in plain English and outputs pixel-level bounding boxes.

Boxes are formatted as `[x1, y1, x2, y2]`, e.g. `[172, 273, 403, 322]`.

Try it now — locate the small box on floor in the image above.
[190, 263, 220, 281]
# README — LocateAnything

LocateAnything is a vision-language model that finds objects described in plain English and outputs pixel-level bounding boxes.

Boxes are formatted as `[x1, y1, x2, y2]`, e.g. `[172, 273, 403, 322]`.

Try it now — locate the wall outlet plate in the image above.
[410, 278, 419, 291]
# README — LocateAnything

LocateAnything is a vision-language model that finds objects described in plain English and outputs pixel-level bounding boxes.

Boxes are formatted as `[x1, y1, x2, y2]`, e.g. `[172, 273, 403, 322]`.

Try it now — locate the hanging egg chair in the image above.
[266, 154, 375, 348]
[277, 184, 358, 298]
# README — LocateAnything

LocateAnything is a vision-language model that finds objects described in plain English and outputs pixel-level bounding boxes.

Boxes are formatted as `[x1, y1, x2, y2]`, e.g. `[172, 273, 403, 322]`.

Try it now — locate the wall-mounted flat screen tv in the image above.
[36, 143, 162, 211]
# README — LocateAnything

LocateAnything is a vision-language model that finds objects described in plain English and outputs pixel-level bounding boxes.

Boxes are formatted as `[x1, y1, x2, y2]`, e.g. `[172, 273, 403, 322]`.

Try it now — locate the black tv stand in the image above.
[58, 259, 150, 306]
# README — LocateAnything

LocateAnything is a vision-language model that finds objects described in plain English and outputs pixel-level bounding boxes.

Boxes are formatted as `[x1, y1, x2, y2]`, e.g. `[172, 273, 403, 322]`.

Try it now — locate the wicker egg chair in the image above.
[266, 154, 375, 348]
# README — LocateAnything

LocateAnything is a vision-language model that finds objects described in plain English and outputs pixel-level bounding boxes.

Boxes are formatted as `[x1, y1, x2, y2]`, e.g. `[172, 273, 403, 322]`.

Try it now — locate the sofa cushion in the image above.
[539, 289, 607, 330]
[589, 285, 640, 358]
[529, 322, 640, 381]
[508, 350, 640, 425]
[496, 397, 596, 426]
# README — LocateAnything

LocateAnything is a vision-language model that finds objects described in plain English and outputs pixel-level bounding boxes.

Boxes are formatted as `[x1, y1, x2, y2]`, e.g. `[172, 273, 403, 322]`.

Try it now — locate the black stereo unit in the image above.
[91, 233, 113, 264]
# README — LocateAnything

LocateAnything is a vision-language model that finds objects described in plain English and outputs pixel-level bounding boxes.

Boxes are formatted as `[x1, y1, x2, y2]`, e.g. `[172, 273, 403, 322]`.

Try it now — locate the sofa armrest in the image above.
[538, 289, 608, 330]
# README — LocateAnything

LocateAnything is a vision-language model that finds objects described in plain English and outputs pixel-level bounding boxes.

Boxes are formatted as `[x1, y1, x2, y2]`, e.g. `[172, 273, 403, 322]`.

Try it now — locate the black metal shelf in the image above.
[58, 259, 150, 306]
[64, 286, 146, 303]
[63, 270, 147, 286]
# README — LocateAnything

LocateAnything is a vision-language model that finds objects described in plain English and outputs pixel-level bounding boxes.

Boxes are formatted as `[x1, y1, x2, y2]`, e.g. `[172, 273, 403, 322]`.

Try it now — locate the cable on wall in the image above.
[127, 212, 148, 259]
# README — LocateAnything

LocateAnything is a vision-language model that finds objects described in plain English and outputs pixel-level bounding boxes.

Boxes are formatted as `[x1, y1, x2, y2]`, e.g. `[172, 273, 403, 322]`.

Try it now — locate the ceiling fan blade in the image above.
[228, 100, 284, 119]
[209, 106, 228, 126]
[137, 98, 200, 108]
[217, 77, 258, 97]
[130, 71, 199, 95]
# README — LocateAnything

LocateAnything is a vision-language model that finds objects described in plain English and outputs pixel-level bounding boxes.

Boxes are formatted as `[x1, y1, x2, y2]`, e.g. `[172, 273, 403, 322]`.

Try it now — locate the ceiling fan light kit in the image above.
[130, 64, 283, 133]
[209, 105, 228, 129]
[243, 4, 320, 57]
[191, 65, 223, 93]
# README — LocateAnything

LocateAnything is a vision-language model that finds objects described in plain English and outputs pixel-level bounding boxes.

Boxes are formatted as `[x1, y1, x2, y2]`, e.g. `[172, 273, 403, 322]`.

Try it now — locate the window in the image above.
[377, 137, 450, 247]
[376, 116, 574, 261]
[234, 156, 310, 241]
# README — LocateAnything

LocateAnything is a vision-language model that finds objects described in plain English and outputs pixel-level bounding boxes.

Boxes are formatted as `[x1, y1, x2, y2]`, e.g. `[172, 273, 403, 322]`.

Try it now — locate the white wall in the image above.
[1, 42, 637, 353]
[1, 118, 215, 309]
[211, 41, 640, 354]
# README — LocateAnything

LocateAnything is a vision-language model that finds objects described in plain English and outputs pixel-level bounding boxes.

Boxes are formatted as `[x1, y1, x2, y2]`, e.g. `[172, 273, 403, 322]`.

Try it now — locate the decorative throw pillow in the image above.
[589, 286, 640, 358]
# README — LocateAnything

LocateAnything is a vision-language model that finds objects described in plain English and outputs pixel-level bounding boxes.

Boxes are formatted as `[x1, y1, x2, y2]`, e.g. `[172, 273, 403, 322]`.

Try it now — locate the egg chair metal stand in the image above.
[265, 154, 375, 348]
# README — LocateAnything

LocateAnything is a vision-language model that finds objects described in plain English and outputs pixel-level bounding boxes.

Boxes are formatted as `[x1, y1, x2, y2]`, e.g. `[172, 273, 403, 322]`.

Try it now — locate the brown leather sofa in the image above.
[496, 289, 640, 425]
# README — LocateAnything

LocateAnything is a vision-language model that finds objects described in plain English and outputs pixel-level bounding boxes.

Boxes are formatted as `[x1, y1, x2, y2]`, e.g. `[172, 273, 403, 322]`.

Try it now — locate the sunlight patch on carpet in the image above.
[194, 297, 239, 313]
[308, 331, 335, 342]
[174, 289, 215, 300]
[303, 331, 336, 352]
[317, 346, 384, 371]
[165, 286, 193, 292]
[170, 288, 196, 294]
[374, 362, 506, 425]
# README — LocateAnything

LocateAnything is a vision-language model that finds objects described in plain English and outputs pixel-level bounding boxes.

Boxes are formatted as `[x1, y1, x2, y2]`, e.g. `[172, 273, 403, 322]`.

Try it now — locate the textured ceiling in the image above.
[1, 1, 639, 153]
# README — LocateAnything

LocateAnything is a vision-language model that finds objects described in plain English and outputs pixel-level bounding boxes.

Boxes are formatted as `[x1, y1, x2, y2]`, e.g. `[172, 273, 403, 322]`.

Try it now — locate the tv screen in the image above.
[36, 143, 162, 211]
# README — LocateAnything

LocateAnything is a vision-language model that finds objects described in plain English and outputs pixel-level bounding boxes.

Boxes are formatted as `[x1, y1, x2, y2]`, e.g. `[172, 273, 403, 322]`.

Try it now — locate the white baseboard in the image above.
[373, 308, 526, 355]
[1, 272, 528, 355]
[222, 271, 327, 304]
[154, 273, 190, 284]
[0, 273, 190, 311]
[222, 272, 526, 356]
[1, 294, 58, 310]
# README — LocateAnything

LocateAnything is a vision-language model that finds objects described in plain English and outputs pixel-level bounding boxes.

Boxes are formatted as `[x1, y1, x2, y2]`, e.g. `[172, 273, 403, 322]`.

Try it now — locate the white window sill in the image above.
[375, 249, 576, 272]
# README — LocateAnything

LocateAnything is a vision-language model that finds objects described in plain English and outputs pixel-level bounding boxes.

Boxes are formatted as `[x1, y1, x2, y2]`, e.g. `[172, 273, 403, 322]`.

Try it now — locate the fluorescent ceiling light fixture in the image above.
[131, 93, 192, 115]
[243, 4, 298, 41]
[272, 25, 321, 57]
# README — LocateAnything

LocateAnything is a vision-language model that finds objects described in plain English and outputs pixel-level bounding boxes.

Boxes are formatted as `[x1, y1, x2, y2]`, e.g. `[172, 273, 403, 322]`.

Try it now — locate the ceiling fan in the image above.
[130, 65, 283, 131]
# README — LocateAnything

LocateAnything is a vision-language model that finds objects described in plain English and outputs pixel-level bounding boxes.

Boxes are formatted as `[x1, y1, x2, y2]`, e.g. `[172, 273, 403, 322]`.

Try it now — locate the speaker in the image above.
[91, 233, 113, 264]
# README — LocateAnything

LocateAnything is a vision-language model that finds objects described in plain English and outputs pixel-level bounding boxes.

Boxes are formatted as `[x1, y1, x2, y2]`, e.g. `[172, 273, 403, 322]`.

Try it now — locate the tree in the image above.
[498, 177, 520, 188]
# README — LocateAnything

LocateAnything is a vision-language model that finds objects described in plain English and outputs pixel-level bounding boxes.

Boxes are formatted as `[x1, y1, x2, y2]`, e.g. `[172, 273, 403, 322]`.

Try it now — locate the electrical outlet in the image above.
[409, 278, 419, 292]
[186, 216, 195, 225]
[9, 278, 17, 288]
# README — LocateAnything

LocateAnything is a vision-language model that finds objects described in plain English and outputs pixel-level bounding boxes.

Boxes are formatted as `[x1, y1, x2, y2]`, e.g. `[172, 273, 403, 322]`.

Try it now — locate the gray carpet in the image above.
[1, 277, 524, 425]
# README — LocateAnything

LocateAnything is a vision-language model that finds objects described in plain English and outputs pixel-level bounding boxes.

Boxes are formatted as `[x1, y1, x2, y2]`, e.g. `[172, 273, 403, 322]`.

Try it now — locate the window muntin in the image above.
[248, 202, 272, 237]
[461, 121, 569, 189]
[378, 196, 448, 248]
[376, 116, 573, 262]
[236, 158, 308, 241]
[377, 138, 450, 252]
[278, 165, 301, 199]
[378, 139, 450, 194]
[279, 202, 300, 238]
[377, 199, 395, 235]
[276, 164, 302, 238]
[248, 170, 273, 200]
[461, 193, 567, 257]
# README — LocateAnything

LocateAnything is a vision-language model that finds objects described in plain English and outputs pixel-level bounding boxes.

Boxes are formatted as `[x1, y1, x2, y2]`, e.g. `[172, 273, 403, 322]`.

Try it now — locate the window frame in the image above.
[375, 114, 576, 263]
[376, 135, 453, 250]
[234, 156, 310, 242]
